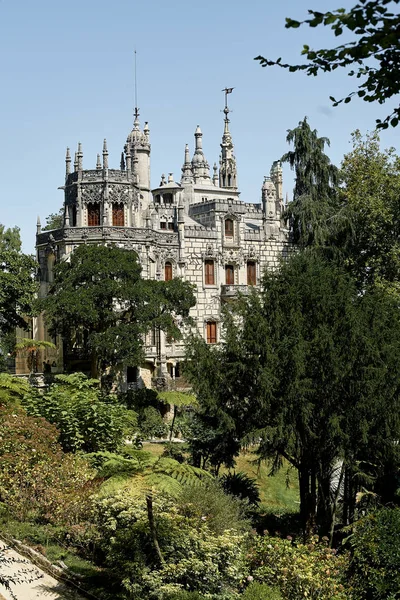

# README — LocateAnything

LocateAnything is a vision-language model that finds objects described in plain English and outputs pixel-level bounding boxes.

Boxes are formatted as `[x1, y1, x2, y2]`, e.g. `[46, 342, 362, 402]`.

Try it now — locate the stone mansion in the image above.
[32, 97, 289, 388]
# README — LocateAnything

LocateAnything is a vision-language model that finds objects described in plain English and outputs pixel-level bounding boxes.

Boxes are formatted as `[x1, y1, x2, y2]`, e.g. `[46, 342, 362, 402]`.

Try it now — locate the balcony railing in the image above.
[220, 284, 250, 299]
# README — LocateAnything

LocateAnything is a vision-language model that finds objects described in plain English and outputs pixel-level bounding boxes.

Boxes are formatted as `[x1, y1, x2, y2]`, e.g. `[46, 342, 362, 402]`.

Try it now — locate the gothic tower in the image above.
[219, 90, 237, 190]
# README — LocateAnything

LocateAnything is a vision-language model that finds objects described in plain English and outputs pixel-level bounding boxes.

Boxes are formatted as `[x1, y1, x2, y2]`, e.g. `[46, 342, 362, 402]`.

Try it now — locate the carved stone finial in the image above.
[65, 147, 71, 175]
[96, 154, 102, 170]
[36, 216, 41, 235]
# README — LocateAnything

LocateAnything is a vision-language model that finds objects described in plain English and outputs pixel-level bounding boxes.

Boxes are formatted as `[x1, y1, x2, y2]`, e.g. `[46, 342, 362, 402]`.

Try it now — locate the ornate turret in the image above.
[65, 147, 71, 176]
[219, 89, 237, 189]
[191, 126, 211, 184]
[181, 144, 193, 184]
[124, 108, 151, 191]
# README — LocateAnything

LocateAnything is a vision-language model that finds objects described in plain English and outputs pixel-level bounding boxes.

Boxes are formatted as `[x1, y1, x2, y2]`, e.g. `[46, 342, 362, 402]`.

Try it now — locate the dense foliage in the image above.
[42, 244, 195, 379]
[256, 0, 400, 129]
[0, 406, 95, 524]
[0, 225, 37, 341]
[248, 535, 349, 600]
[345, 507, 400, 599]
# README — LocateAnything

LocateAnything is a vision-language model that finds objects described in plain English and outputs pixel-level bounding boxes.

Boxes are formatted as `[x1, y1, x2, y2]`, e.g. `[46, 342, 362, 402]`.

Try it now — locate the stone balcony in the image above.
[220, 284, 250, 299]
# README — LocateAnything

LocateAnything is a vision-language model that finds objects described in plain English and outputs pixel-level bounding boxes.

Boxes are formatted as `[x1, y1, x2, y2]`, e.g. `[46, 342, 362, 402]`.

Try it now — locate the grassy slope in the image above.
[143, 442, 299, 513]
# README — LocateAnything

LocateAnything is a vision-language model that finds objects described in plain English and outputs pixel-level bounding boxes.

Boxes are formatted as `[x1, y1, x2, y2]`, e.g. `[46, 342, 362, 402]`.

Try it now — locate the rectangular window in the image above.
[112, 202, 125, 226]
[165, 262, 173, 281]
[160, 221, 166, 229]
[225, 218, 234, 237]
[247, 261, 257, 286]
[168, 222, 174, 230]
[205, 260, 215, 285]
[87, 203, 100, 226]
[206, 322, 217, 344]
[225, 265, 234, 285]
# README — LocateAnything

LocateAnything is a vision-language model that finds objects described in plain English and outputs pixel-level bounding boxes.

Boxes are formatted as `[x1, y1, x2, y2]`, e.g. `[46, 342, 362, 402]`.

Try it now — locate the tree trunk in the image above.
[169, 405, 177, 442]
[299, 464, 317, 540]
[146, 494, 164, 565]
[90, 352, 99, 379]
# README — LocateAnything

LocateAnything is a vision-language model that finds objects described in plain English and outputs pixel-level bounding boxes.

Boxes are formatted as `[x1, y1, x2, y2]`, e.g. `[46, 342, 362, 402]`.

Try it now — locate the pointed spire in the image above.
[181, 144, 193, 185]
[102, 139, 108, 169]
[65, 207, 70, 228]
[160, 174, 166, 186]
[77, 142, 83, 171]
[96, 154, 102, 170]
[65, 147, 71, 176]
[191, 126, 211, 184]
[36, 216, 41, 235]
[219, 90, 237, 189]
[74, 151, 78, 172]
[120, 152, 126, 171]
[213, 163, 218, 186]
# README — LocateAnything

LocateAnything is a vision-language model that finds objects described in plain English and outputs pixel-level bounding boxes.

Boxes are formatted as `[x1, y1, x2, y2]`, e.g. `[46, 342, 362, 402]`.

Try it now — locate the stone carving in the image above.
[81, 184, 102, 204]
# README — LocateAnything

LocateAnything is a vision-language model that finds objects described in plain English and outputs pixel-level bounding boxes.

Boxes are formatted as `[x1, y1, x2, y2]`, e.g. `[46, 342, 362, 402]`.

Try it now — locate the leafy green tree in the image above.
[42, 244, 195, 379]
[256, 0, 400, 129]
[42, 208, 64, 231]
[0, 225, 37, 338]
[281, 118, 339, 248]
[93, 450, 211, 565]
[23, 372, 137, 452]
[338, 130, 400, 291]
[345, 507, 400, 599]
[158, 390, 197, 441]
[185, 252, 400, 537]
[14, 338, 56, 373]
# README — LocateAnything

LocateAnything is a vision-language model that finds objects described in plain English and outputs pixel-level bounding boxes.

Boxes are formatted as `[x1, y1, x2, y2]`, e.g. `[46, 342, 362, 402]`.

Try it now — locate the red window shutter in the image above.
[225, 219, 234, 237]
[225, 265, 234, 285]
[207, 322, 217, 344]
[112, 203, 124, 226]
[88, 203, 100, 226]
[165, 262, 173, 281]
[205, 260, 215, 285]
[247, 261, 256, 286]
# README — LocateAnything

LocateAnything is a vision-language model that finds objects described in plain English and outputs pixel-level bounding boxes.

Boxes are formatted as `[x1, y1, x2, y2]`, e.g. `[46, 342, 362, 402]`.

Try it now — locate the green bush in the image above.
[178, 480, 249, 535]
[162, 442, 187, 464]
[345, 507, 400, 599]
[139, 406, 168, 439]
[242, 582, 282, 600]
[220, 472, 260, 506]
[93, 489, 248, 599]
[248, 534, 349, 600]
[23, 373, 137, 453]
[166, 593, 206, 600]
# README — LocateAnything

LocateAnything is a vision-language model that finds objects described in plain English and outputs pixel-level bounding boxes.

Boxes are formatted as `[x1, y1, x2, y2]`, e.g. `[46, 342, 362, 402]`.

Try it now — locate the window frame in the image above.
[225, 218, 234, 238]
[204, 259, 215, 286]
[87, 203, 100, 226]
[165, 261, 173, 281]
[206, 321, 217, 344]
[112, 202, 125, 226]
[247, 261, 257, 286]
[225, 264, 235, 285]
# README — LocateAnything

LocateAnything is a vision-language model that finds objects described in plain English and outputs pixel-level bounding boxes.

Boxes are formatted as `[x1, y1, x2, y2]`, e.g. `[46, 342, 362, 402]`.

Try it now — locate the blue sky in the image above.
[0, 0, 398, 252]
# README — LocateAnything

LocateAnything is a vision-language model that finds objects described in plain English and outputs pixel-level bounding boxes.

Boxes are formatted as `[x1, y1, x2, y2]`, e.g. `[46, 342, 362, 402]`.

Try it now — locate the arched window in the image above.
[112, 202, 124, 226]
[206, 322, 217, 344]
[165, 262, 173, 281]
[164, 193, 173, 205]
[87, 203, 100, 226]
[225, 218, 234, 238]
[154, 194, 161, 204]
[228, 174, 232, 187]
[247, 261, 257, 286]
[205, 260, 215, 285]
[225, 265, 234, 285]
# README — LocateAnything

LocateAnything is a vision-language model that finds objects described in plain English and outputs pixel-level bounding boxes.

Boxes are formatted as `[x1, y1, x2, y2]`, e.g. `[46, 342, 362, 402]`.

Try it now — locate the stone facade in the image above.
[33, 99, 289, 388]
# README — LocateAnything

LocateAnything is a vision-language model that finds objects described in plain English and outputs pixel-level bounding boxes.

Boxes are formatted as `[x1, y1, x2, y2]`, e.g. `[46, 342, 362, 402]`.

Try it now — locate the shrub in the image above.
[93, 489, 248, 599]
[22, 372, 137, 453]
[139, 406, 168, 439]
[178, 480, 250, 535]
[345, 507, 400, 599]
[220, 472, 260, 506]
[162, 442, 187, 464]
[0, 406, 96, 524]
[242, 582, 282, 600]
[248, 534, 349, 600]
